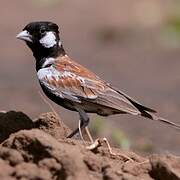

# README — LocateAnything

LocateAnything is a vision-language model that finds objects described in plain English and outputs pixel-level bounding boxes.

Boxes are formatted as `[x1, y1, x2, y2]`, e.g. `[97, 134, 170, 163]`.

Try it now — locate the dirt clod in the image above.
[149, 154, 180, 180]
[0, 111, 179, 180]
[0, 111, 34, 143]
[34, 112, 72, 140]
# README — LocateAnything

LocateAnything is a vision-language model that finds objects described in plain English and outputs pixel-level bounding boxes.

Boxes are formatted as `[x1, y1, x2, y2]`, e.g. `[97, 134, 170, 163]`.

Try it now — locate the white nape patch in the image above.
[39, 32, 56, 48]
[42, 57, 55, 68]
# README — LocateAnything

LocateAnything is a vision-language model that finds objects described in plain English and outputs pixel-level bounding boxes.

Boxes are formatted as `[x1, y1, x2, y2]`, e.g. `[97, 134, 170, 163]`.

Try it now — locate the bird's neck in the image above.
[33, 44, 66, 71]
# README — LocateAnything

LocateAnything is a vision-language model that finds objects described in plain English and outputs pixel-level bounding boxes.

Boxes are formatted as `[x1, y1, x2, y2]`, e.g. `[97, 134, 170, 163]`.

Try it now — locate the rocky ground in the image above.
[0, 111, 179, 180]
[1, 0, 180, 155]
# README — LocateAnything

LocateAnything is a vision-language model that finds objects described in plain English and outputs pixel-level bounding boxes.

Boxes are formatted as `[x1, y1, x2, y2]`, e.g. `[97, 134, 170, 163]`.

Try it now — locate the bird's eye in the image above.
[40, 28, 46, 34]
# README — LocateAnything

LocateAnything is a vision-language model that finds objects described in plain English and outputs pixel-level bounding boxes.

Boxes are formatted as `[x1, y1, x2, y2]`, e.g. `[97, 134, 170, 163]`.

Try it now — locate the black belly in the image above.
[40, 84, 77, 112]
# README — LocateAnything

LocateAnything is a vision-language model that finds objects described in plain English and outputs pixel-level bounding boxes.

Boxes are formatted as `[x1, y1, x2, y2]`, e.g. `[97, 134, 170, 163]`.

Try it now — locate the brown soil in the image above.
[0, 111, 179, 180]
[1, 0, 180, 155]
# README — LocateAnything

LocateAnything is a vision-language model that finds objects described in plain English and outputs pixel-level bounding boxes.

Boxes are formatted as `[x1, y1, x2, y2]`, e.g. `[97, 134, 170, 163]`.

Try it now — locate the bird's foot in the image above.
[132, 159, 150, 166]
[86, 137, 133, 162]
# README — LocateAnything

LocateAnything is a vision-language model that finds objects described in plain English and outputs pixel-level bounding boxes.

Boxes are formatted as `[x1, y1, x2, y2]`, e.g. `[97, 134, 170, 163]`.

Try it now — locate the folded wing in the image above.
[37, 56, 149, 115]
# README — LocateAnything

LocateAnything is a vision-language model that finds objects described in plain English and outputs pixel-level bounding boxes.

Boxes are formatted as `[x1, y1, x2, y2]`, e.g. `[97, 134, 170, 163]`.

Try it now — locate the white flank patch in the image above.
[42, 57, 55, 68]
[39, 31, 56, 48]
[37, 66, 61, 82]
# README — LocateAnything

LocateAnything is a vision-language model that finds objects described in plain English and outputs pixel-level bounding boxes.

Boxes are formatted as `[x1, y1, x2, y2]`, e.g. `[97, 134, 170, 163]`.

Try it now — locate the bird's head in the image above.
[16, 21, 65, 60]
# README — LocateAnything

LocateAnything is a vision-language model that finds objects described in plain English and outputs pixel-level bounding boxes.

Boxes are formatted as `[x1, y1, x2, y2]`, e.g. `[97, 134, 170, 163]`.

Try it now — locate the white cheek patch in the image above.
[39, 32, 57, 48]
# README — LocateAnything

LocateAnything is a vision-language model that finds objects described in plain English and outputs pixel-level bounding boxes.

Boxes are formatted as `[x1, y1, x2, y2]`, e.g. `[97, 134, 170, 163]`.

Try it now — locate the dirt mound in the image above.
[0, 111, 179, 180]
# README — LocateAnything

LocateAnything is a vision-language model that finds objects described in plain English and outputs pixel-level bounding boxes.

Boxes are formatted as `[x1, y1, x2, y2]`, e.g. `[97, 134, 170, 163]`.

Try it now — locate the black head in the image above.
[17, 21, 65, 60]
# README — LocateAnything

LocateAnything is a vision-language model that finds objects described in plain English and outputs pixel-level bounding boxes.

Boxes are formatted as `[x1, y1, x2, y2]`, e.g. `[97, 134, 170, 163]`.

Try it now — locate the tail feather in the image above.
[157, 116, 180, 129]
[141, 111, 180, 130]
[110, 86, 157, 113]
[109, 85, 180, 130]
[126, 97, 156, 113]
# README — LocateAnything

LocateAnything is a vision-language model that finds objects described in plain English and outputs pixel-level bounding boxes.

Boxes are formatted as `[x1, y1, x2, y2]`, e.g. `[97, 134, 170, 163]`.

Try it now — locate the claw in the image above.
[86, 137, 134, 162]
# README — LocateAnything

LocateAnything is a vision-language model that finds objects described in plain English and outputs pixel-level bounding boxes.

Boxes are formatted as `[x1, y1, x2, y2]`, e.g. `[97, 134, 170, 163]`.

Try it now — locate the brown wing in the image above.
[54, 55, 101, 80]
[37, 55, 140, 115]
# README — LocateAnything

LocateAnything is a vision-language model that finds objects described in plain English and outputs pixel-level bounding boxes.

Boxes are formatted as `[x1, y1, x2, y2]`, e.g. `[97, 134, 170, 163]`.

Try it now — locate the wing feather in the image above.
[37, 56, 140, 115]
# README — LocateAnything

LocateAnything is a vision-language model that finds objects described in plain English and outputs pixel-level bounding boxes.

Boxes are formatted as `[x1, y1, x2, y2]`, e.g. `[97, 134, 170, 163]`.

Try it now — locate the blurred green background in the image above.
[0, 0, 180, 155]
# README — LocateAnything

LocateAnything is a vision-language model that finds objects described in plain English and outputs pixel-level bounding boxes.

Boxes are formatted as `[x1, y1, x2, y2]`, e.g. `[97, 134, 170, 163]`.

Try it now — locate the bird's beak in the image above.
[16, 30, 33, 42]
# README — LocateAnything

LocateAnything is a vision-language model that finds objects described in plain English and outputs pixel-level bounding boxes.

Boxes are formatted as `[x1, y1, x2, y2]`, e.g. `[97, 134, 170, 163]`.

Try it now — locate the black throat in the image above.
[27, 42, 66, 71]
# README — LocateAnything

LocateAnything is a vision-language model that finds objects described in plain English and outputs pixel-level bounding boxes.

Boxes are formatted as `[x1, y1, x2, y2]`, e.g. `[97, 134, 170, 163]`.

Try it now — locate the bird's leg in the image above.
[67, 120, 84, 138]
[78, 116, 85, 142]
[67, 108, 90, 142]
[67, 109, 133, 162]
[84, 127, 94, 143]
[77, 109, 92, 143]
[102, 137, 116, 155]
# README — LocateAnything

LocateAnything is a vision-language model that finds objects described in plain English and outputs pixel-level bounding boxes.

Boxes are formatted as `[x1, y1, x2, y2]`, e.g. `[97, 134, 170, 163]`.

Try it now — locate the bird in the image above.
[16, 21, 180, 142]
